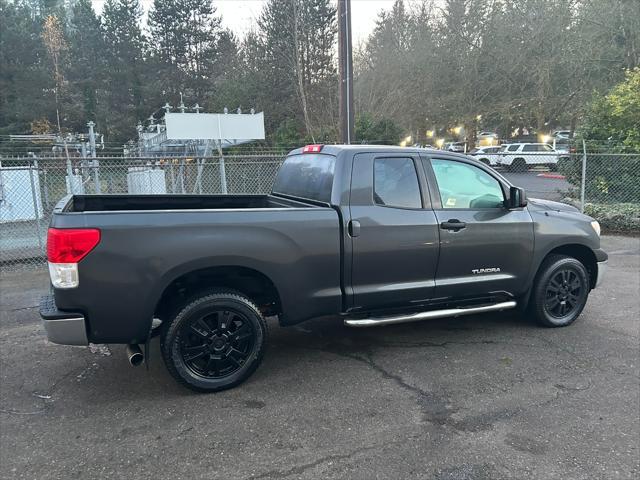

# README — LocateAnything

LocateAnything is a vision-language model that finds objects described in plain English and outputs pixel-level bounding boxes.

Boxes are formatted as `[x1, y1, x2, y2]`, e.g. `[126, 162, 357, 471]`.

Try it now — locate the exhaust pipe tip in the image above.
[126, 344, 144, 367]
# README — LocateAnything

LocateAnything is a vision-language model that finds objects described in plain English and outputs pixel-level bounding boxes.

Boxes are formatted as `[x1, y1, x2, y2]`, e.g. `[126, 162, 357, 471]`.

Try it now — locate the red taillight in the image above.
[302, 144, 323, 153]
[47, 228, 101, 263]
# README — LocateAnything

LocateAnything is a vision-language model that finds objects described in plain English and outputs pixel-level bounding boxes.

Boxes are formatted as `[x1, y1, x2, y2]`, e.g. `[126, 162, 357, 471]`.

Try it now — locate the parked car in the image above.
[552, 138, 576, 155]
[553, 130, 572, 140]
[478, 131, 498, 138]
[498, 143, 566, 171]
[444, 141, 466, 153]
[41, 145, 607, 392]
[469, 145, 502, 166]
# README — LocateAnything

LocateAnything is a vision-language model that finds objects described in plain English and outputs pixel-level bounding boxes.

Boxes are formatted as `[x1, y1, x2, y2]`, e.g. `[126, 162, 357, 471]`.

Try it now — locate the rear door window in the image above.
[373, 158, 422, 209]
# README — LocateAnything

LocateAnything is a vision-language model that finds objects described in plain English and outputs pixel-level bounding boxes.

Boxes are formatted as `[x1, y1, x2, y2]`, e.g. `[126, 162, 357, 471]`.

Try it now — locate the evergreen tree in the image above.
[255, 0, 337, 139]
[148, 0, 227, 105]
[101, 0, 147, 143]
[0, 0, 53, 133]
[65, 0, 106, 131]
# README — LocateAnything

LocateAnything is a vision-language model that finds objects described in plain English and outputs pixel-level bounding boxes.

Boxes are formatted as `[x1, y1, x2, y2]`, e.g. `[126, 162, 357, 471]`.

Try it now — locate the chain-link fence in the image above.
[1, 150, 639, 270]
[0, 155, 284, 268]
[557, 152, 640, 233]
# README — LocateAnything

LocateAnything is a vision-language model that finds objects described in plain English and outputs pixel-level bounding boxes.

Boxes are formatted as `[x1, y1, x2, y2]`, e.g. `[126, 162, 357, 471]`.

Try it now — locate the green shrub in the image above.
[583, 203, 640, 234]
[557, 155, 640, 204]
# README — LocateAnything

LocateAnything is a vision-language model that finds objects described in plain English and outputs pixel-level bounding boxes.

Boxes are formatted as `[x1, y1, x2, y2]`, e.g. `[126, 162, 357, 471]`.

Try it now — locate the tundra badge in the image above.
[472, 267, 501, 274]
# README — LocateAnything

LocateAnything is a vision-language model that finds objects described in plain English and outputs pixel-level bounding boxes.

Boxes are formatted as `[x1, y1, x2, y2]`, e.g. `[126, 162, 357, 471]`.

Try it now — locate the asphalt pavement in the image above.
[501, 171, 572, 202]
[0, 236, 638, 479]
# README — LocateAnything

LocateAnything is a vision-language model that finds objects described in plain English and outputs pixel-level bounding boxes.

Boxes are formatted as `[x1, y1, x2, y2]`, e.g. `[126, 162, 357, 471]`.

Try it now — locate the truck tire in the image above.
[510, 158, 527, 172]
[529, 254, 590, 328]
[161, 290, 268, 392]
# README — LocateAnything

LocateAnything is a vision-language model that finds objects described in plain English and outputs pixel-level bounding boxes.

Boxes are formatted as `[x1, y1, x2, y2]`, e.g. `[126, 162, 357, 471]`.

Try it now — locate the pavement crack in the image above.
[246, 444, 377, 480]
[324, 348, 458, 428]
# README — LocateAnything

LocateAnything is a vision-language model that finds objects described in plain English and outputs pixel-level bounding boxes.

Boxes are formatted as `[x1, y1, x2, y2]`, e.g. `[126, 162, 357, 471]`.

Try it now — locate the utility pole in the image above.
[87, 121, 101, 194]
[338, 0, 354, 144]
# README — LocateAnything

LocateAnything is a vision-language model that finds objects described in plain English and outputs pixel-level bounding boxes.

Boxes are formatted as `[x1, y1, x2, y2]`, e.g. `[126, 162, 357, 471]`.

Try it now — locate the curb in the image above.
[537, 173, 566, 180]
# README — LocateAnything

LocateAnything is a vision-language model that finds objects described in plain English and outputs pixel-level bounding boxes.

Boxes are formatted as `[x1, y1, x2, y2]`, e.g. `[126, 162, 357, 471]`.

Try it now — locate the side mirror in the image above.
[508, 186, 527, 209]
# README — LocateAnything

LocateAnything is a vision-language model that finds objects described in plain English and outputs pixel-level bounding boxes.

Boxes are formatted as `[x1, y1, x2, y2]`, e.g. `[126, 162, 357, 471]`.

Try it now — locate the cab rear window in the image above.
[272, 154, 336, 203]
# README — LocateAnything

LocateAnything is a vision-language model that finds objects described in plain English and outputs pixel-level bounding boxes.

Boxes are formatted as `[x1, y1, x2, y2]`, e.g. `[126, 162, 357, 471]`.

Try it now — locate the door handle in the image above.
[348, 220, 361, 237]
[441, 219, 466, 231]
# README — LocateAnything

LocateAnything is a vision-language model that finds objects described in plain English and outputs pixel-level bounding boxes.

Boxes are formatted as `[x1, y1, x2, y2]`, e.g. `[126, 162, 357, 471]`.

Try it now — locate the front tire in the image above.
[529, 255, 590, 327]
[161, 290, 268, 392]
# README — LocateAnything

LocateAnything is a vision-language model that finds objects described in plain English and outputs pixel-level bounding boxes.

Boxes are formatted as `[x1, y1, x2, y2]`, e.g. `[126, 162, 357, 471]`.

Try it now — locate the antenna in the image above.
[179, 93, 186, 113]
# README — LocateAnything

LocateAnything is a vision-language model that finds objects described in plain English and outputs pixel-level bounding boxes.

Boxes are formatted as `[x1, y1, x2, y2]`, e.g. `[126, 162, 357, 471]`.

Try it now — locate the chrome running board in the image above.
[344, 301, 517, 328]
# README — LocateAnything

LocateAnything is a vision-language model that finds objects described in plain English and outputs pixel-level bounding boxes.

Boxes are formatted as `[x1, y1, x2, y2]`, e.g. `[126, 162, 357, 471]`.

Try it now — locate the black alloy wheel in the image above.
[161, 290, 268, 392]
[529, 254, 590, 327]
[544, 269, 583, 319]
[180, 309, 255, 379]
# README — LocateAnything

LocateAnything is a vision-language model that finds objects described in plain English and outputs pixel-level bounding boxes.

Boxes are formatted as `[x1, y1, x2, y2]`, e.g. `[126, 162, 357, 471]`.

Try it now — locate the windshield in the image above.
[272, 154, 336, 203]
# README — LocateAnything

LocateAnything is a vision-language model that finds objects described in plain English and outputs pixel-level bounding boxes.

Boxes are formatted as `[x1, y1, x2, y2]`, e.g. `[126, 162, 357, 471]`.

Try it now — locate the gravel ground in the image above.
[1, 235, 638, 480]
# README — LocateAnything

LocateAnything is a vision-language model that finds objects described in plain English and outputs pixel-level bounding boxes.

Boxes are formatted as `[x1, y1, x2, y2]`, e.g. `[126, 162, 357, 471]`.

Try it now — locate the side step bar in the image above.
[344, 301, 517, 328]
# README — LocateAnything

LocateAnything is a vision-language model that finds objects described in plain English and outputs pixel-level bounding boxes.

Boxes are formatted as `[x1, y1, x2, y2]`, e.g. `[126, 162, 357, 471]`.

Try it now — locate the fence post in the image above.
[88, 121, 101, 194]
[220, 156, 228, 194]
[28, 162, 44, 254]
[66, 157, 74, 194]
[580, 139, 587, 213]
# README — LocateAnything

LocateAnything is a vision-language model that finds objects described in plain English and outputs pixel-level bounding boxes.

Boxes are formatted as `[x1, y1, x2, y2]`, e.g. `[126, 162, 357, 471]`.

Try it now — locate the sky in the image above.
[91, 0, 399, 45]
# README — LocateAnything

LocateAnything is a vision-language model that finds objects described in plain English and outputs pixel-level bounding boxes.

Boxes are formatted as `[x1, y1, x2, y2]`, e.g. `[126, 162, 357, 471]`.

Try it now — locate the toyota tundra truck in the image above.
[40, 145, 607, 392]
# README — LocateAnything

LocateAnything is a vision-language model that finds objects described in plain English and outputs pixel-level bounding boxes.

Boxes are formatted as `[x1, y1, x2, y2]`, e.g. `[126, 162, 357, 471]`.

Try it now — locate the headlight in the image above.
[591, 221, 601, 236]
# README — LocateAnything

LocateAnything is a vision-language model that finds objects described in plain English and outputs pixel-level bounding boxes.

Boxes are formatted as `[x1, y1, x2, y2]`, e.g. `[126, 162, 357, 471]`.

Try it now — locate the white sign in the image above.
[165, 112, 265, 141]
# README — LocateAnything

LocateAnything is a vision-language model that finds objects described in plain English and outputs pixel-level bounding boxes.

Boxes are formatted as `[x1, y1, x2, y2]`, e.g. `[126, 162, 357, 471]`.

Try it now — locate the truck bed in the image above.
[65, 194, 320, 212]
[50, 193, 343, 343]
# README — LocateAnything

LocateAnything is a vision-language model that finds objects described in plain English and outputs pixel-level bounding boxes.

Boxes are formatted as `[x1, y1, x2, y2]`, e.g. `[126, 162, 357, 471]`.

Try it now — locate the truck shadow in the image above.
[47, 311, 536, 404]
[272, 311, 531, 355]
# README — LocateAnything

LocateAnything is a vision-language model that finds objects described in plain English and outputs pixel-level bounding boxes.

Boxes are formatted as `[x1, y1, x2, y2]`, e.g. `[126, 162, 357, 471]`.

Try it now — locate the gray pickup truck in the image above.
[40, 145, 607, 392]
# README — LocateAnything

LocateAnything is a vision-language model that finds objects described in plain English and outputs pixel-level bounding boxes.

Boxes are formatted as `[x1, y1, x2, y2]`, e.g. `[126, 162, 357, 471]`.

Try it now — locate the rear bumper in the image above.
[39, 295, 88, 346]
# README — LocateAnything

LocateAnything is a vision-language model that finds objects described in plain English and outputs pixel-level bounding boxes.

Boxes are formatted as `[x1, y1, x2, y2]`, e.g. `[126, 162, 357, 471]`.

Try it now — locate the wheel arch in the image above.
[536, 243, 598, 289]
[153, 264, 283, 324]
[520, 242, 597, 313]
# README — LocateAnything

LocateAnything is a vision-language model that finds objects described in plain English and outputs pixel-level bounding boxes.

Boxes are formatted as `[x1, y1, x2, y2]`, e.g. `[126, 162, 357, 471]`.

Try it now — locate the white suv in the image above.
[469, 146, 502, 166]
[498, 143, 563, 171]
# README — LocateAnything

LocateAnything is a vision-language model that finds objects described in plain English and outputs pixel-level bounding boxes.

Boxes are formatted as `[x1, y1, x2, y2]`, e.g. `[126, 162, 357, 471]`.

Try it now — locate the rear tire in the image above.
[161, 289, 268, 392]
[529, 255, 590, 327]
[510, 158, 527, 172]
